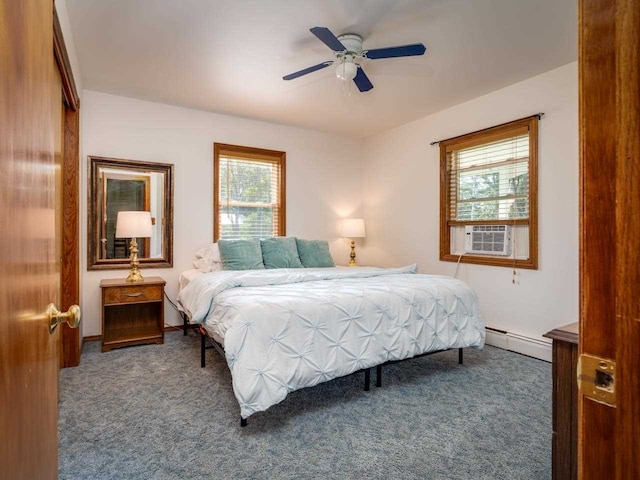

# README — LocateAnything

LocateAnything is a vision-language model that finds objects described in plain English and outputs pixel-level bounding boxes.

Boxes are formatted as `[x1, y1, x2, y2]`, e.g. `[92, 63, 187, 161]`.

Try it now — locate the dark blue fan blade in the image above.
[310, 26, 346, 52]
[353, 66, 373, 92]
[364, 43, 426, 59]
[283, 61, 333, 80]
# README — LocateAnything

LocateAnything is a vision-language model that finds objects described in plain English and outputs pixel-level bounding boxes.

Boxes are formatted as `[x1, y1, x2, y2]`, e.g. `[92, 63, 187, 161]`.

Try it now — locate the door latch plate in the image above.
[577, 353, 616, 407]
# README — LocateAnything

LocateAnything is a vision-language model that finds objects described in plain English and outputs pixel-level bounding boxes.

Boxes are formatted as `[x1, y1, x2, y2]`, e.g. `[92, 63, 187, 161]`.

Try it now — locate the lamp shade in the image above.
[341, 218, 366, 238]
[115, 211, 153, 238]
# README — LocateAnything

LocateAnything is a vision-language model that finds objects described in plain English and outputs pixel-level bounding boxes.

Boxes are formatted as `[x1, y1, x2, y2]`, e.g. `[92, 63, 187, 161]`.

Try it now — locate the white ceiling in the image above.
[66, 0, 577, 138]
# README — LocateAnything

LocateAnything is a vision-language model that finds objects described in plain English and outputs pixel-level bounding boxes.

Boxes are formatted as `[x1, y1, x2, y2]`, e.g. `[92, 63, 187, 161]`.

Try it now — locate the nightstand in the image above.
[544, 322, 579, 480]
[100, 276, 166, 352]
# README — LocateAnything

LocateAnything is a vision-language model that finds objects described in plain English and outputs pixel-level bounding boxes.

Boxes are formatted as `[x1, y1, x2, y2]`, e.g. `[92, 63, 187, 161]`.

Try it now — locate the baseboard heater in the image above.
[485, 326, 552, 362]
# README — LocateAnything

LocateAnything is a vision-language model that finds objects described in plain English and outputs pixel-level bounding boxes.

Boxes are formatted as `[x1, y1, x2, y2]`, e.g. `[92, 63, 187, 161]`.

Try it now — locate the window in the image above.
[440, 116, 538, 269]
[214, 143, 286, 241]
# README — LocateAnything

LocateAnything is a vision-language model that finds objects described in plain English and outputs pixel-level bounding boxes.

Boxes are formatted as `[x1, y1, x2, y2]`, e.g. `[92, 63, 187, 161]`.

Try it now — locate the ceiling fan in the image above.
[283, 26, 426, 92]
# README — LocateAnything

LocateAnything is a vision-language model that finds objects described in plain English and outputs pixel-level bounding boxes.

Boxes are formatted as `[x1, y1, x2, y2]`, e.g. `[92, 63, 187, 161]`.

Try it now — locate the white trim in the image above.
[485, 329, 508, 350]
[485, 328, 552, 362]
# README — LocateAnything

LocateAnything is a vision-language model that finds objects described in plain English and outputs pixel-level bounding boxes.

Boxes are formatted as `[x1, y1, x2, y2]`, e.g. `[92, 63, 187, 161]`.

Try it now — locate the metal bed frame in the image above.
[187, 311, 464, 428]
[182, 311, 194, 335]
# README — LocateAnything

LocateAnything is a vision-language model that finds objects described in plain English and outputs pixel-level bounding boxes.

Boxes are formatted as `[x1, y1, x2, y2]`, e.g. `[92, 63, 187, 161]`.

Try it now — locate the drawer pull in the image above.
[123, 291, 144, 297]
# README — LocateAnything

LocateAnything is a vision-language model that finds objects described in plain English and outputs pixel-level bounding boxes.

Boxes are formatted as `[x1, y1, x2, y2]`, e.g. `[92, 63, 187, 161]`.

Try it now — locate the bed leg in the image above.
[458, 348, 463, 365]
[240, 417, 247, 427]
[201, 332, 206, 368]
[376, 365, 382, 387]
[183, 312, 188, 336]
[364, 368, 371, 391]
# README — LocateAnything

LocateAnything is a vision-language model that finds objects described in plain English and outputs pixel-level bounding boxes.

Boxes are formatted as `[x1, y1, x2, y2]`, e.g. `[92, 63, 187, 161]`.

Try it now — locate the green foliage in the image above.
[221, 207, 275, 239]
[220, 161, 273, 203]
[509, 173, 529, 218]
[457, 172, 500, 220]
[219, 159, 277, 239]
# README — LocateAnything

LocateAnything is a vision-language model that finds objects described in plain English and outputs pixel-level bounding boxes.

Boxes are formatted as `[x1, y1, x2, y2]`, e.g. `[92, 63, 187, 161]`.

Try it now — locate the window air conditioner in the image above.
[464, 225, 512, 256]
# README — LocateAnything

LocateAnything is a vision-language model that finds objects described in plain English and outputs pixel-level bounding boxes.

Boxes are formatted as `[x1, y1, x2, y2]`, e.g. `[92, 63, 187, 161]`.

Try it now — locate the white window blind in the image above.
[447, 127, 530, 222]
[217, 155, 282, 240]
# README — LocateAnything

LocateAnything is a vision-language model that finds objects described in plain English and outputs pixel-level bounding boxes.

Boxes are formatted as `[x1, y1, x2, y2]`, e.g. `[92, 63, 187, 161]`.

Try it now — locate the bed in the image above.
[177, 265, 485, 425]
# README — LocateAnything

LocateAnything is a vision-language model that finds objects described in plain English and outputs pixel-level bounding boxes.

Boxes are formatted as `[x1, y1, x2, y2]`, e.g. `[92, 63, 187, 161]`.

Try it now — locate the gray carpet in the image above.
[59, 331, 551, 480]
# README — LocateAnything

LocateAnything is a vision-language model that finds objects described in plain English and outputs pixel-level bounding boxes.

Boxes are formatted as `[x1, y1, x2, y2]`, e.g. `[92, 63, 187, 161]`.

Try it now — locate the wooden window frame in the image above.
[213, 143, 286, 242]
[439, 116, 539, 269]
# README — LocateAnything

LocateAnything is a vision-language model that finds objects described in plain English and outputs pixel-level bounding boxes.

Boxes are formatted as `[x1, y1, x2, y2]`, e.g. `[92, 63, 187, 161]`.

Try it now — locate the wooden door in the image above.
[0, 1, 62, 478]
[579, 0, 640, 478]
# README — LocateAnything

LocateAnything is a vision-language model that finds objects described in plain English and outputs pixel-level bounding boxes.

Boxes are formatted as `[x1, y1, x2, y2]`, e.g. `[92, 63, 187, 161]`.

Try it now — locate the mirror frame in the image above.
[87, 156, 174, 270]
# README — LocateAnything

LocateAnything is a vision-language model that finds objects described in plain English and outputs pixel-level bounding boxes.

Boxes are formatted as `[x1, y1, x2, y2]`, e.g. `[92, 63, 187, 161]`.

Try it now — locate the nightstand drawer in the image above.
[103, 285, 163, 305]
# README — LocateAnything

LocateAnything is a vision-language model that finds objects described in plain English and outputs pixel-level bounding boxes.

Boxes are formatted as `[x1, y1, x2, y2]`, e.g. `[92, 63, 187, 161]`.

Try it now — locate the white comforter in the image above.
[178, 266, 485, 419]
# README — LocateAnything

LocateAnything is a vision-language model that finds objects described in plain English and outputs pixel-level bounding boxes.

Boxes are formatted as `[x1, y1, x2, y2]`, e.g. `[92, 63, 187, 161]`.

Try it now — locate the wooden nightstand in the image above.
[100, 276, 166, 352]
[544, 322, 579, 480]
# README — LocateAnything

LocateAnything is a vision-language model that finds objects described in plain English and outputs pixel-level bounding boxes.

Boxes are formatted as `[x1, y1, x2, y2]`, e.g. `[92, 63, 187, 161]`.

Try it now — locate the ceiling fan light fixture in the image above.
[282, 27, 426, 93]
[336, 60, 357, 81]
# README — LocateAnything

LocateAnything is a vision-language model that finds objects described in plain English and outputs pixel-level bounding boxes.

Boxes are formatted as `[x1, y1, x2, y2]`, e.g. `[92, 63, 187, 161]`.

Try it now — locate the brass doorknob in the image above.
[47, 304, 81, 333]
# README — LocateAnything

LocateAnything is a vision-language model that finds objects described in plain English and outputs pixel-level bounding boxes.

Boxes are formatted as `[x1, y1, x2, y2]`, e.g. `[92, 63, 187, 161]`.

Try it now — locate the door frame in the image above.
[54, 7, 81, 368]
[578, 0, 639, 478]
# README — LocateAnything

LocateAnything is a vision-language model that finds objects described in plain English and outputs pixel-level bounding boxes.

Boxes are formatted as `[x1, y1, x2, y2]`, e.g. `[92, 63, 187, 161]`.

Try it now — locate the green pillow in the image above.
[260, 237, 303, 269]
[218, 238, 265, 270]
[295, 239, 335, 268]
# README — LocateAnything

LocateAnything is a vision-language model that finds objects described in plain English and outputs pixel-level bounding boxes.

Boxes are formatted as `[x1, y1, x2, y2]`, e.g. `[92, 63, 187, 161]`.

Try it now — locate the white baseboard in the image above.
[485, 328, 552, 362]
[485, 329, 508, 350]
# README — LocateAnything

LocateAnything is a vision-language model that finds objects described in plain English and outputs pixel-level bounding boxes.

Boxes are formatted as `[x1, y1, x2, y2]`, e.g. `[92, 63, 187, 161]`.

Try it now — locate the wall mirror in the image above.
[88, 156, 174, 270]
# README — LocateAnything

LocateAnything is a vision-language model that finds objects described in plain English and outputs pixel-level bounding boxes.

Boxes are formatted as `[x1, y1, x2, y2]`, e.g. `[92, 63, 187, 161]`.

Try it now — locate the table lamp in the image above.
[116, 211, 153, 282]
[341, 218, 366, 267]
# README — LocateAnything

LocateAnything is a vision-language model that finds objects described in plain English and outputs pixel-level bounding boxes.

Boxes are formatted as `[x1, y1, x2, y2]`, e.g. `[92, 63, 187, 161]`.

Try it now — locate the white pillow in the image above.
[195, 243, 221, 262]
[193, 243, 223, 272]
[193, 257, 223, 273]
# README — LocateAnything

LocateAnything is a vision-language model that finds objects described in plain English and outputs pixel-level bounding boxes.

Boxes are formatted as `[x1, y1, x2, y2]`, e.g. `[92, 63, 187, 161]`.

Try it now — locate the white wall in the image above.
[80, 62, 578, 344]
[81, 91, 363, 336]
[361, 62, 578, 342]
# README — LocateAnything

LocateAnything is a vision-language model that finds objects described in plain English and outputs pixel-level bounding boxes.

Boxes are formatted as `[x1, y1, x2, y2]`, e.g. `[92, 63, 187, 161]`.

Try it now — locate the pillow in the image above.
[193, 243, 222, 272]
[218, 238, 265, 270]
[295, 239, 335, 268]
[193, 257, 223, 273]
[260, 237, 303, 269]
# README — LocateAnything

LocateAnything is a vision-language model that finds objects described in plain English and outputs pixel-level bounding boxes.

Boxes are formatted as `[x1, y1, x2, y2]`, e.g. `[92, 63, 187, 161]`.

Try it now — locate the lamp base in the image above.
[125, 237, 145, 282]
[125, 267, 145, 283]
[348, 240, 357, 267]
